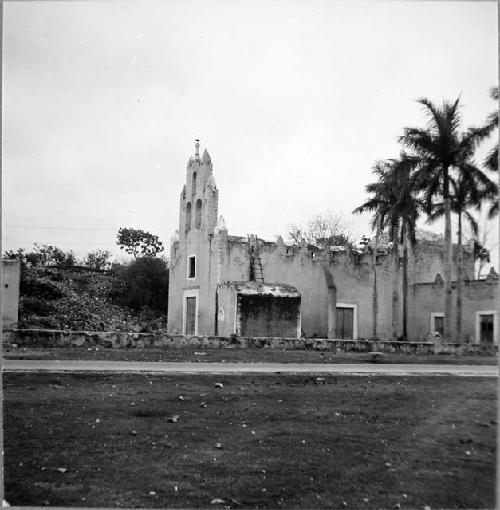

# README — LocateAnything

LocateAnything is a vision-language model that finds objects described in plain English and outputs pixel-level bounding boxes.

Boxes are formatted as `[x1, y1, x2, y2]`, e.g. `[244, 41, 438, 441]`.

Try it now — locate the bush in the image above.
[114, 257, 169, 313]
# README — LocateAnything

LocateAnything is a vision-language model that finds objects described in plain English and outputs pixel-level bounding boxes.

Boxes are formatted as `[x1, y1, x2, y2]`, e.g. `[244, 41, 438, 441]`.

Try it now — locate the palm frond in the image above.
[463, 210, 479, 237]
[484, 146, 498, 172]
[488, 200, 498, 219]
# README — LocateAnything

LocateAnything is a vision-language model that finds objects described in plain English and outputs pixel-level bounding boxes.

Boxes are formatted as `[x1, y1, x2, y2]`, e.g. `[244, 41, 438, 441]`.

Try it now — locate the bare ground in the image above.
[3, 372, 496, 509]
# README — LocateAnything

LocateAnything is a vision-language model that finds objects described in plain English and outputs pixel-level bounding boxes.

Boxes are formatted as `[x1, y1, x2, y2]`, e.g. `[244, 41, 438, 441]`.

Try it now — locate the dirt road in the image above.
[3, 359, 497, 376]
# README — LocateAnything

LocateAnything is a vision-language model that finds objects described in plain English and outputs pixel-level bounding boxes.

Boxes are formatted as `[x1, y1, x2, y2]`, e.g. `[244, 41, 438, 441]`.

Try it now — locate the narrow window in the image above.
[185, 202, 192, 232]
[188, 255, 196, 279]
[195, 199, 202, 229]
[192, 171, 197, 195]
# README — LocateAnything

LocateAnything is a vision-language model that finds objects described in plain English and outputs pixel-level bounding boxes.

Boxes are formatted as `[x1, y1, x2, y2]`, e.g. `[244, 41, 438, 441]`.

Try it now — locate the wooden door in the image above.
[185, 296, 197, 335]
[336, 307, 354, 339]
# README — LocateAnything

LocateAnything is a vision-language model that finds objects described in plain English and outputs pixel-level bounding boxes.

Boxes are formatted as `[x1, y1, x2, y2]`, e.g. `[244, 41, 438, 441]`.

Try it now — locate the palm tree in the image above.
[426, 170, 498, 342]
[400, 97, 487, 342]
[354, 152, 420, 340]
[484, 87, 499, 219]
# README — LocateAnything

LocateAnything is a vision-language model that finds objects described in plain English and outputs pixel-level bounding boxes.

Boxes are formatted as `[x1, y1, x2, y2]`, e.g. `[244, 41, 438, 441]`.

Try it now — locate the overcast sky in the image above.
[3, 0, 498, 268]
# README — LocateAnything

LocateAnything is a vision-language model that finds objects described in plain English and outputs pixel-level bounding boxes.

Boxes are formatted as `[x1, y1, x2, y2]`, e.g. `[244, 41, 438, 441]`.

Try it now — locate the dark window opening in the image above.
[188, 256, 196, 278]
[185, 202, 192, 232]
[195, 199, 202, 229]
[433, 316, 444, 336]
[192, 171, 197, 194]
[479, 314, 494, 344]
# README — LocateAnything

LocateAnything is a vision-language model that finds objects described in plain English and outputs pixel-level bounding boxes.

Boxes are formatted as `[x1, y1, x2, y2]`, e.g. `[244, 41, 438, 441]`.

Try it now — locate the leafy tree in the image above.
[114, 257, 169, 313]
[116, 228, 164, 258]
[4, 244, 75, 268]
[288, 211, 353, 248]
[85, 250, 112, 270]
[400, 97, 487, 342]
[354, 152, 421, 340]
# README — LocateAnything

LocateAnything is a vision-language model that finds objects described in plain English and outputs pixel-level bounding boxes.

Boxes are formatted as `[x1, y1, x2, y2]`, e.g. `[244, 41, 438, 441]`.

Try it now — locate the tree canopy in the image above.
[116, 228, 164, 258]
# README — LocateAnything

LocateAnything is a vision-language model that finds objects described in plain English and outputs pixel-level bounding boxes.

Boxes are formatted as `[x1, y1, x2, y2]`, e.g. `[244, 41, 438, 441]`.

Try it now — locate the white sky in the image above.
[2, 0, 498, 268]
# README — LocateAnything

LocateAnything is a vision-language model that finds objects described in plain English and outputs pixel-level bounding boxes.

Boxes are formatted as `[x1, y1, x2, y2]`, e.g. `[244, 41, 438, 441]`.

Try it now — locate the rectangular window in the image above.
[187, 256, 196, 279]
[431, 313, 444, 337]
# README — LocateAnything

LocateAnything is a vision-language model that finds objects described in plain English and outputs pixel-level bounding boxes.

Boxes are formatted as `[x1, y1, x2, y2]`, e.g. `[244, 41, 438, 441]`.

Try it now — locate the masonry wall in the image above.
[408, 278, 499, 342]
[2, 259, 21, 329]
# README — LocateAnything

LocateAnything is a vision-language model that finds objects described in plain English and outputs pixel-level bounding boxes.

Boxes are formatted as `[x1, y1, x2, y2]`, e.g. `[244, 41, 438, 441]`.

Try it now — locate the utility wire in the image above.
[5, 226, 119, 230]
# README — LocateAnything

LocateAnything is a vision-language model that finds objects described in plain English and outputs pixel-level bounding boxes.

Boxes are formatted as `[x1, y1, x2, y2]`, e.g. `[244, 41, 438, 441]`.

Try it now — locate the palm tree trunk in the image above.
[392, 236, 400, 340]
[323, 264, 337, 339]
[402, 225, 408, 341]
[372, 219, 380, 339]
[456, 212, 463, 344]
[443, 170, 453, 343]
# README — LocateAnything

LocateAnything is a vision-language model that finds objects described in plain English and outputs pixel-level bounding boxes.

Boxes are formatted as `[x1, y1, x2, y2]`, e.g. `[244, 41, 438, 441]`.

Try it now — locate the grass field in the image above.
[3, 346, 497, 365]
[4, 372, 496, 508]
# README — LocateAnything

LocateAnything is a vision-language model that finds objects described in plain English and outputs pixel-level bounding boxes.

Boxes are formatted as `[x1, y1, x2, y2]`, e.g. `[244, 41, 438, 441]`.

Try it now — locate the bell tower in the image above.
[169, 140, 219, 336]
[179, 140, 218, 238]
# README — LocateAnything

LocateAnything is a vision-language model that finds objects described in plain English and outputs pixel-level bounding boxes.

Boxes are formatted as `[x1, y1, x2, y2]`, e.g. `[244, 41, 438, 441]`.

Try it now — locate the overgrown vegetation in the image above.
[17, 265, 167, 331]
[5, 241, 169, 332]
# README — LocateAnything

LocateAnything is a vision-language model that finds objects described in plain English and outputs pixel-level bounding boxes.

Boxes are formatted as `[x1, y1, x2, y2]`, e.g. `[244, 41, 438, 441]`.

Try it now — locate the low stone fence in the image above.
[2, 328, 497, 355]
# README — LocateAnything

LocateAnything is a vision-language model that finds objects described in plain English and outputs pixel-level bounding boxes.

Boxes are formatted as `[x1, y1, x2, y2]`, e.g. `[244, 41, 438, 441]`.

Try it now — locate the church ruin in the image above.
[167, 142, 498, 344]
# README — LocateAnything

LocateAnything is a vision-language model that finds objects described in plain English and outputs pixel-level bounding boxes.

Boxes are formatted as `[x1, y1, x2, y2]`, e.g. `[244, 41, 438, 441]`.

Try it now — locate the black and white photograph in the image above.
[2, 0, 498, 508]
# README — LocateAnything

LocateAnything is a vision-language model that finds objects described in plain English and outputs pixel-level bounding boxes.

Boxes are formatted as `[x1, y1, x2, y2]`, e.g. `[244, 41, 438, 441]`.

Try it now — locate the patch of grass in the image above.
[3, 373, 496, 508]
[3, 346, 497, 365]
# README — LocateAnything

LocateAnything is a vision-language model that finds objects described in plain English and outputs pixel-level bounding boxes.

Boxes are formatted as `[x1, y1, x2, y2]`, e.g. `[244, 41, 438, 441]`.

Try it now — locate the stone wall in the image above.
[2, 259, 21, 328]
[4, 329, 497, 355]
